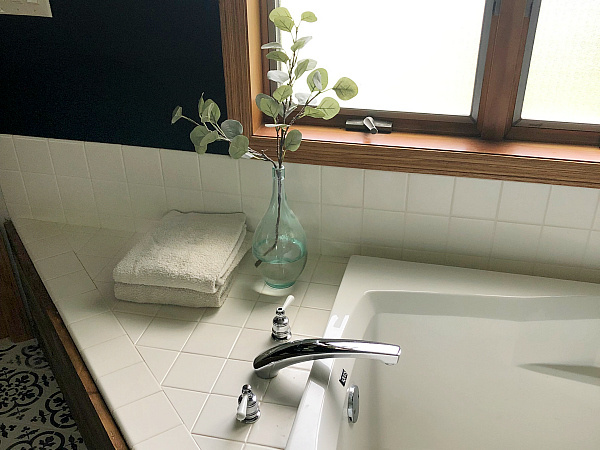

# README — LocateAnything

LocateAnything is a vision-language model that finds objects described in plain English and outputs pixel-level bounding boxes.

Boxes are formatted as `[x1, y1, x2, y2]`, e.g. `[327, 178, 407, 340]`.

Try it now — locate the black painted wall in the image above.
[0, 0, 227, 152]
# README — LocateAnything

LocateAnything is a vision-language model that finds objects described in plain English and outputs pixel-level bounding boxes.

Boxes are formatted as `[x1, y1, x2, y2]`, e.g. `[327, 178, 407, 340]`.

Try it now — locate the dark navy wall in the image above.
[0, 0, 226, 152]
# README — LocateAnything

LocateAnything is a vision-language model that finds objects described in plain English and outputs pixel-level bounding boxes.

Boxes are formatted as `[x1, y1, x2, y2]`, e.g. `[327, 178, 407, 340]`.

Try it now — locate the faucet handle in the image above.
[272, 295, 295, 341]
[237, 384, 260, 423]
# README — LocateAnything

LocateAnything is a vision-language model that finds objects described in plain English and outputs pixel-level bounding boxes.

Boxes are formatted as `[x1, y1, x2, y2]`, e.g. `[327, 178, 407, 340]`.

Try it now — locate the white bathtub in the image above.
[287, 256, 600, 450]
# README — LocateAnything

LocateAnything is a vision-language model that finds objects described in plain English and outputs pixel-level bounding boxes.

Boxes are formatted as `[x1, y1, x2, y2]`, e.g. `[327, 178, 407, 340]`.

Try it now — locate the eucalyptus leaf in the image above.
[264, 123, 290, 129]
[255, 93, 272, 110]
[194, 129, 218, 154]
[316, 97, 340, 120]
[259, 96, 283, 119]
[302, 106, 326, 119]
[197, 95, 205, 116]
[228, 134, 249, 159]
[261, 42, 283, 49]
[291, 36, 312, 52]
[283, 129, 302, 151]
[267, 70, 290, 84]
[284, 103, 298, 119]
[332, 77, 359, 101]
[201, 100, 221, 123]
[294, 59, 317, 79]
[266, 51, 289, 63]
[307, 68, 328, 91]
[221, 119, 243, 139]
[269, 7, 294, 32]
[189, 125, 210, 151]
[273, 85, 293, 102]
[295, 92, 311, 104]
[301, 11, 317, 22]
[171, 106, 183, 124]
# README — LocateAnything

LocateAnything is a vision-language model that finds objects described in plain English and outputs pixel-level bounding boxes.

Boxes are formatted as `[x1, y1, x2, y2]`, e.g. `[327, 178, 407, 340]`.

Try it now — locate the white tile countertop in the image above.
[12, 218, 347, 450]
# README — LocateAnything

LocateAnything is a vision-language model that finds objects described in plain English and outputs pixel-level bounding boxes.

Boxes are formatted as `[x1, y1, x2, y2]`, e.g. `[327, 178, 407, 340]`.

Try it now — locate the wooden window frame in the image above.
[219, 0, 600, 188]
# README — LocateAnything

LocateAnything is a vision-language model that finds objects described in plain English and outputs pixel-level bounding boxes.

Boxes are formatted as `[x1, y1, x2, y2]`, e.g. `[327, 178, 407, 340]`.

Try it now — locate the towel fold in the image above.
[114, 276, 234, 308]
[113, 210, 249, 294]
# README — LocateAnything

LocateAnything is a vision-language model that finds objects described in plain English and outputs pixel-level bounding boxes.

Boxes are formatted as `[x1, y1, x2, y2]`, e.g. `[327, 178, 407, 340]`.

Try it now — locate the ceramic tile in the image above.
[583, 230, 600, 269]
[99, 362, 162, 411]
[34, 250, 83, 280]
[488, 258, 534, 276]
[544, 184, 599, 229]
[290, 201, 320, 237]
[242, 195, 270, 231]
[113, 392, 182, 446]
[85, 141, 126, 182]
[246, 402, 296, 449]
[14, 218, 64, 242]
[114, 312, 154, 343]
[245, 301, 299, 332]
[578, 268, 600, 283]
[297, 257, 317, 282]
[55, 289, 112, 324]
[193, 435, 244, 450]
[68, 311, 125, 349]
[5, 202, 32, 219]
[0, 134, 19, 170]
[182, 322, 240, 357]
[211, 359, 270, 400]
[321, 166, 364, 207]
[156, 304, 206, 322]
[22, 172, 62, 210]
[64, 210, 101, 227]
[243, 445, 280, 450]
[82, 335, 142, 379]
[99, 214, 136, 232]
[162, 353, 226, 392]
[301, 283, 338, 310]
[227, 274, 265, 301]
[292, 307, 330, 337]
[0, 169, 28, 204]
[45, 270, 96, 300]
[92, 179, 132, 216]
[76, 253, 111, 279]
[451, 177, 501, 220]
[77, 232, 131, 258]
[199, 154, 241, 194]
[536, 226, 589, 266]
[23, 233, 72, 260]
[445, 253, 489, 270]
[402, 248, 448, 265]
[13, 136, 53, 174]
[134, 425, 199, 450]
[361, 244, 404, 261]
[137, 346, 179, 384]
[163, 388, 208, 430]
[258, 281, 308, 305]
[446, 217, 495, 257]
[319, 240, 361, 258]
[284, 162, 321, 203]
[166, 187, 204, 213]
[229, 328, 276, 362]
[361, 209, 404, 247]
[310, 260, 346, 285]
[123, 145, 163, 186]
[497, 181, 550, 225]
[129, 183, 168, 219]
[403, 213, 449, 253]
[239, 159, 272, 198]
[56, 176, 96, 212]
[321, 206, 362, 242]
[533, 263, 581, 281]
[137, 317, 197, 351]
[406, 173, 454, 215]
[200, 298, 256, 328]
[160, 148, 202, 190]
[203, 191, 243, 213]
[363, 169, 407, 212]
[192, 394, 251, 442]
[491, 222, 542, 261]
[49, 139, 90, 178]
[263, 367, 309, 407]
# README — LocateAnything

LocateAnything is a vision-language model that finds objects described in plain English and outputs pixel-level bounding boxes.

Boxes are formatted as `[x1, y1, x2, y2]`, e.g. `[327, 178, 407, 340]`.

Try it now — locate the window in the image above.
[219, 0, 600, 188]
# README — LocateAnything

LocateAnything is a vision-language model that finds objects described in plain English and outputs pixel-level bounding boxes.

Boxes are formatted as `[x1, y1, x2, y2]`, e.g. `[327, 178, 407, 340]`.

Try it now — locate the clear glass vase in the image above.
[252, 166, 307, 289]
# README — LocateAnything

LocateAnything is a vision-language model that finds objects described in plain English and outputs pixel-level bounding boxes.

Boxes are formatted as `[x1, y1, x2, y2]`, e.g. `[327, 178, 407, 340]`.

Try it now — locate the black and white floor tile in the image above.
[0, 338, 87, 450]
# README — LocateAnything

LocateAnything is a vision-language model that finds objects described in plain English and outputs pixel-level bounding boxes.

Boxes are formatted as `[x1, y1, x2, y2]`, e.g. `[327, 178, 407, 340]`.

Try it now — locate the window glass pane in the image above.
[520, 0, 600, 125]
[277, 0, 487, 116]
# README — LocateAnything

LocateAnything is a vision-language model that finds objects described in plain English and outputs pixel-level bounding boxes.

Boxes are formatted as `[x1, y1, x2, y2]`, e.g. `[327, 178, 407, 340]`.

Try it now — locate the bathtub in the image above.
[286, 256, 600, 450]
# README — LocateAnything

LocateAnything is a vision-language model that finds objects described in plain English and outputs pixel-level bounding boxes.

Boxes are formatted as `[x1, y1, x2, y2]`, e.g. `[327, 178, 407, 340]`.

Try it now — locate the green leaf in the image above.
[221, 119, 243, 139]
[283, 129, 302, 151]
[332, 77, 359, 101]
[294, 58, 317, 79]
[267, 70, 289, 84]
[261, 42, 283, 49]
[284, 103, 298, 118]
[228, 135, 249, 159]
[193, 129, 218, 154]
[189, 125, 210, 152]
[307, 68, 328, 92]
[291, 36, 312, 52]
[269, 7, 294, 32]
[302, 106, 326, 119]
[266, 51, 289, 63]
[201, 100, 221, 123]
[259, 96, 283, 119]
[171, 106, 183, 124]
[301, 11, 317, 22]
[197, 94, 205, 116]
[316, 97, 340, 120]
[255, 93, 272, 110]
[273, 85, 293, 102]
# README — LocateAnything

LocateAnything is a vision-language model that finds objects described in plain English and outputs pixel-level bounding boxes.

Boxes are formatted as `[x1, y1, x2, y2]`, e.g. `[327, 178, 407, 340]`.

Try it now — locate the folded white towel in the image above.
[113, 211, 249, 294]
[114, 276, 234, 308]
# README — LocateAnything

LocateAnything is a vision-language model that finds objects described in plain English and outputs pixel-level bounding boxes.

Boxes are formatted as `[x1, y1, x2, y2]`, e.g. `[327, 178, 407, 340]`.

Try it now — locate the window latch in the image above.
[345, 117, 392, 134]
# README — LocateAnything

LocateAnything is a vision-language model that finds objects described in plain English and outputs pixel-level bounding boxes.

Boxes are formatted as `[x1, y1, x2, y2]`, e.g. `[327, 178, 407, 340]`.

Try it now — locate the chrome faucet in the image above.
[236, 384, 260, 423]
[253, 338, 401, 379]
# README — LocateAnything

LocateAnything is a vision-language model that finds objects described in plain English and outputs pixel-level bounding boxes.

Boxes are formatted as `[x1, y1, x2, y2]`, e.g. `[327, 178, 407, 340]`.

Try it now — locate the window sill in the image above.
[249, 125, 600, 188]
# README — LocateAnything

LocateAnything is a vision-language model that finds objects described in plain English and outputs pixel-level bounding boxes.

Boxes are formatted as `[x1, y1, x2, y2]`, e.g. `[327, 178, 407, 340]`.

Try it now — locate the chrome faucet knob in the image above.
[271, 295, 295, 341]
[237, 384, 260, 423]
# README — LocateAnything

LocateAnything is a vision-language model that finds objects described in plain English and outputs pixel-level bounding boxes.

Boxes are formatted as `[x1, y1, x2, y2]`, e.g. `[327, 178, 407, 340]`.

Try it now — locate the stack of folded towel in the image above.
[113, 210, 251, 308]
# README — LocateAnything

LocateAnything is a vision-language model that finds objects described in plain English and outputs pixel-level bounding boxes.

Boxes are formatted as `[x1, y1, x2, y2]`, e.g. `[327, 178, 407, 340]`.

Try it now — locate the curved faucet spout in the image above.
[253, 338, 401, 379]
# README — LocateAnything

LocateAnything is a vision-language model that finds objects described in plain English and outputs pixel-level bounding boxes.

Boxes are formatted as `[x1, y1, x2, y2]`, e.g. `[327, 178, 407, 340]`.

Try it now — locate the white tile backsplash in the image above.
[5, 135, 600, 281]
